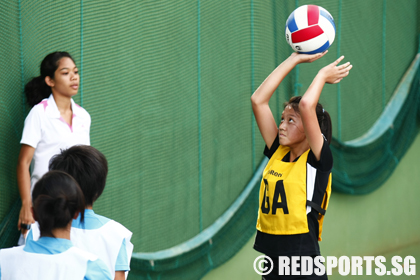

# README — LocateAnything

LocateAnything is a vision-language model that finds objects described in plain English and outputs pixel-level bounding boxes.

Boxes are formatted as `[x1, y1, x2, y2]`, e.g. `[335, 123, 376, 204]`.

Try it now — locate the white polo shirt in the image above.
[20, 94, 91, 191]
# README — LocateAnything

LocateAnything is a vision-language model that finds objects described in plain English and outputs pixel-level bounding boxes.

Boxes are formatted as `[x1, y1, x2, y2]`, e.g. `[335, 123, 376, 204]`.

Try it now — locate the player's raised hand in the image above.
[291, 50, 328, 64]
[319, 55, 352, 84]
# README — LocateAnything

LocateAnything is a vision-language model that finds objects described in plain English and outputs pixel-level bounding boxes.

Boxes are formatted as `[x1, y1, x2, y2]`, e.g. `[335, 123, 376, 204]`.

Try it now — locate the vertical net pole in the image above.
[272, 0, 280, 122]
[207, 241, 214, 270]
[293, 0, 299, 97]
[197, 0, 203, 232]
[418, 34, 420, 54]
[251, 0, 255, 172]
[336, 0, 342, 141]
[80, 0, 84, 107]
[18, 0, 25, 116]
[382, 0, 387, 110]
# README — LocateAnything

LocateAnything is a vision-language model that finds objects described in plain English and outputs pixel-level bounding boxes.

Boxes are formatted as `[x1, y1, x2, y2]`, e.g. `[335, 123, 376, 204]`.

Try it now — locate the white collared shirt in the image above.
[20, 94, 91, 191]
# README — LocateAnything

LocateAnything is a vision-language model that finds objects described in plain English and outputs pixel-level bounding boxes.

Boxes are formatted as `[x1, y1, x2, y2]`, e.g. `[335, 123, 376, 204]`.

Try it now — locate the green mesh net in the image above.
[0, 0, 419, 279]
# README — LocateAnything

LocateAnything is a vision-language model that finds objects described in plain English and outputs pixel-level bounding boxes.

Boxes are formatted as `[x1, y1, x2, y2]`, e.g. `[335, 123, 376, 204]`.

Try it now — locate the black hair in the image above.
[24, 51, 75, 107]
[284, 96, 332, 144]
[32, 170, 85, 237]
[49, 145, 108, 207]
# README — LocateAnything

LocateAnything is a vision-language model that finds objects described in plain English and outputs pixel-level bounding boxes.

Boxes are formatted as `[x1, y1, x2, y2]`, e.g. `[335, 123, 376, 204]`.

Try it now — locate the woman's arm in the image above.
[251, 52, 327, 149]
[17, 144, 36, 233]
[299, 55, 352, 160]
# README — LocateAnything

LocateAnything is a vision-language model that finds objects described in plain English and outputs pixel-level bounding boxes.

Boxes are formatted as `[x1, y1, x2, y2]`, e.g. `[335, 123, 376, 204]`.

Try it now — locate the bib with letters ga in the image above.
[256, 144, 331, 239]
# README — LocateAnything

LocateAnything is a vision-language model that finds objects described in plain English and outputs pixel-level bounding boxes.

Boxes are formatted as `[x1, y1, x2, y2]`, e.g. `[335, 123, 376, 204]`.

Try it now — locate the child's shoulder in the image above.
[91, 212, 112, 225]
[100, 218, 133, 239]
[79, 212, 131, 235]
[89, 215, 132, 239]
[104, 219, 132, 236]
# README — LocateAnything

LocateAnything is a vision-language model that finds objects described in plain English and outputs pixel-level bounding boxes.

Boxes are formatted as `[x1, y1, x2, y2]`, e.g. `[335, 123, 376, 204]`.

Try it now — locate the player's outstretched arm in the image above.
[251, 51, 327, 148]
[299, 55, 352, 160]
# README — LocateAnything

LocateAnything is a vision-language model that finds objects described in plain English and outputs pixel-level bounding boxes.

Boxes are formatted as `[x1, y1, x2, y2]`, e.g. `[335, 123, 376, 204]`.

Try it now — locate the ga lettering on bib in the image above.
[256, 145, 331, 240]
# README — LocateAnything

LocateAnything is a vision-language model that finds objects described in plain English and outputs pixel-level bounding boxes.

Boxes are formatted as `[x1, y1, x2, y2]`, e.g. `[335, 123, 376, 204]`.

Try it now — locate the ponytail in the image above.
[25, 52, 75, 107]
[24, 76, 51, 107]
[316, 105, 332, 145]
[33, 195, 71, 236]
[32, 170, 85, 237]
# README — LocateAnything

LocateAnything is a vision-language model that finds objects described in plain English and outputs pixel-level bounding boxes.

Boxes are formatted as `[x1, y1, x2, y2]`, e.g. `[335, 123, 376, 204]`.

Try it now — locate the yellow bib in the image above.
[256, 145, 331, 240]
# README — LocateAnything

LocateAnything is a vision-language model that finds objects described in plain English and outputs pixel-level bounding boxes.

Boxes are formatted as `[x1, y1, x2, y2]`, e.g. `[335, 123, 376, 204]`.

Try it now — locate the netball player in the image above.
[251, 51, 352, 279]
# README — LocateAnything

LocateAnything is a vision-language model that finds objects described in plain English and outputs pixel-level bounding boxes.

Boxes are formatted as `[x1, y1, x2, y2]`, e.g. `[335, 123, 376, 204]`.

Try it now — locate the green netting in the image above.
[332, 53, 420, 194]
[0, 0, 419, 279]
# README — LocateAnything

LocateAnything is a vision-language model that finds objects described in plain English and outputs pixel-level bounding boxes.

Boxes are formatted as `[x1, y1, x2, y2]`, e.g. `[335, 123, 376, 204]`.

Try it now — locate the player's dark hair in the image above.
[284, 96, 332, 144]
[32, 170, 85, 238]
[25, 51, 75, 107]
[49, 145, 108, 207]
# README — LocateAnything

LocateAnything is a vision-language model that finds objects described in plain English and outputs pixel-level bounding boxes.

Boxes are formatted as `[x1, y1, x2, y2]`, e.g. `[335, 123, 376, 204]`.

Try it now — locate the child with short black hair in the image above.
[1, 171, 112, 279]
[27, 146, 133, 280]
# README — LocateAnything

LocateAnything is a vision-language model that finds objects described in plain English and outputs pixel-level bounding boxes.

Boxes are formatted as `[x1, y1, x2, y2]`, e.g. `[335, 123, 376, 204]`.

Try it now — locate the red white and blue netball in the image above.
[285, 5, 336, 54]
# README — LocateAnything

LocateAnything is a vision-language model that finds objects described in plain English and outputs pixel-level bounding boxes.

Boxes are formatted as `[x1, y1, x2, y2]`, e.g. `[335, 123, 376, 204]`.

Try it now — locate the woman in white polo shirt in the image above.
[16, 52, 91, 237]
